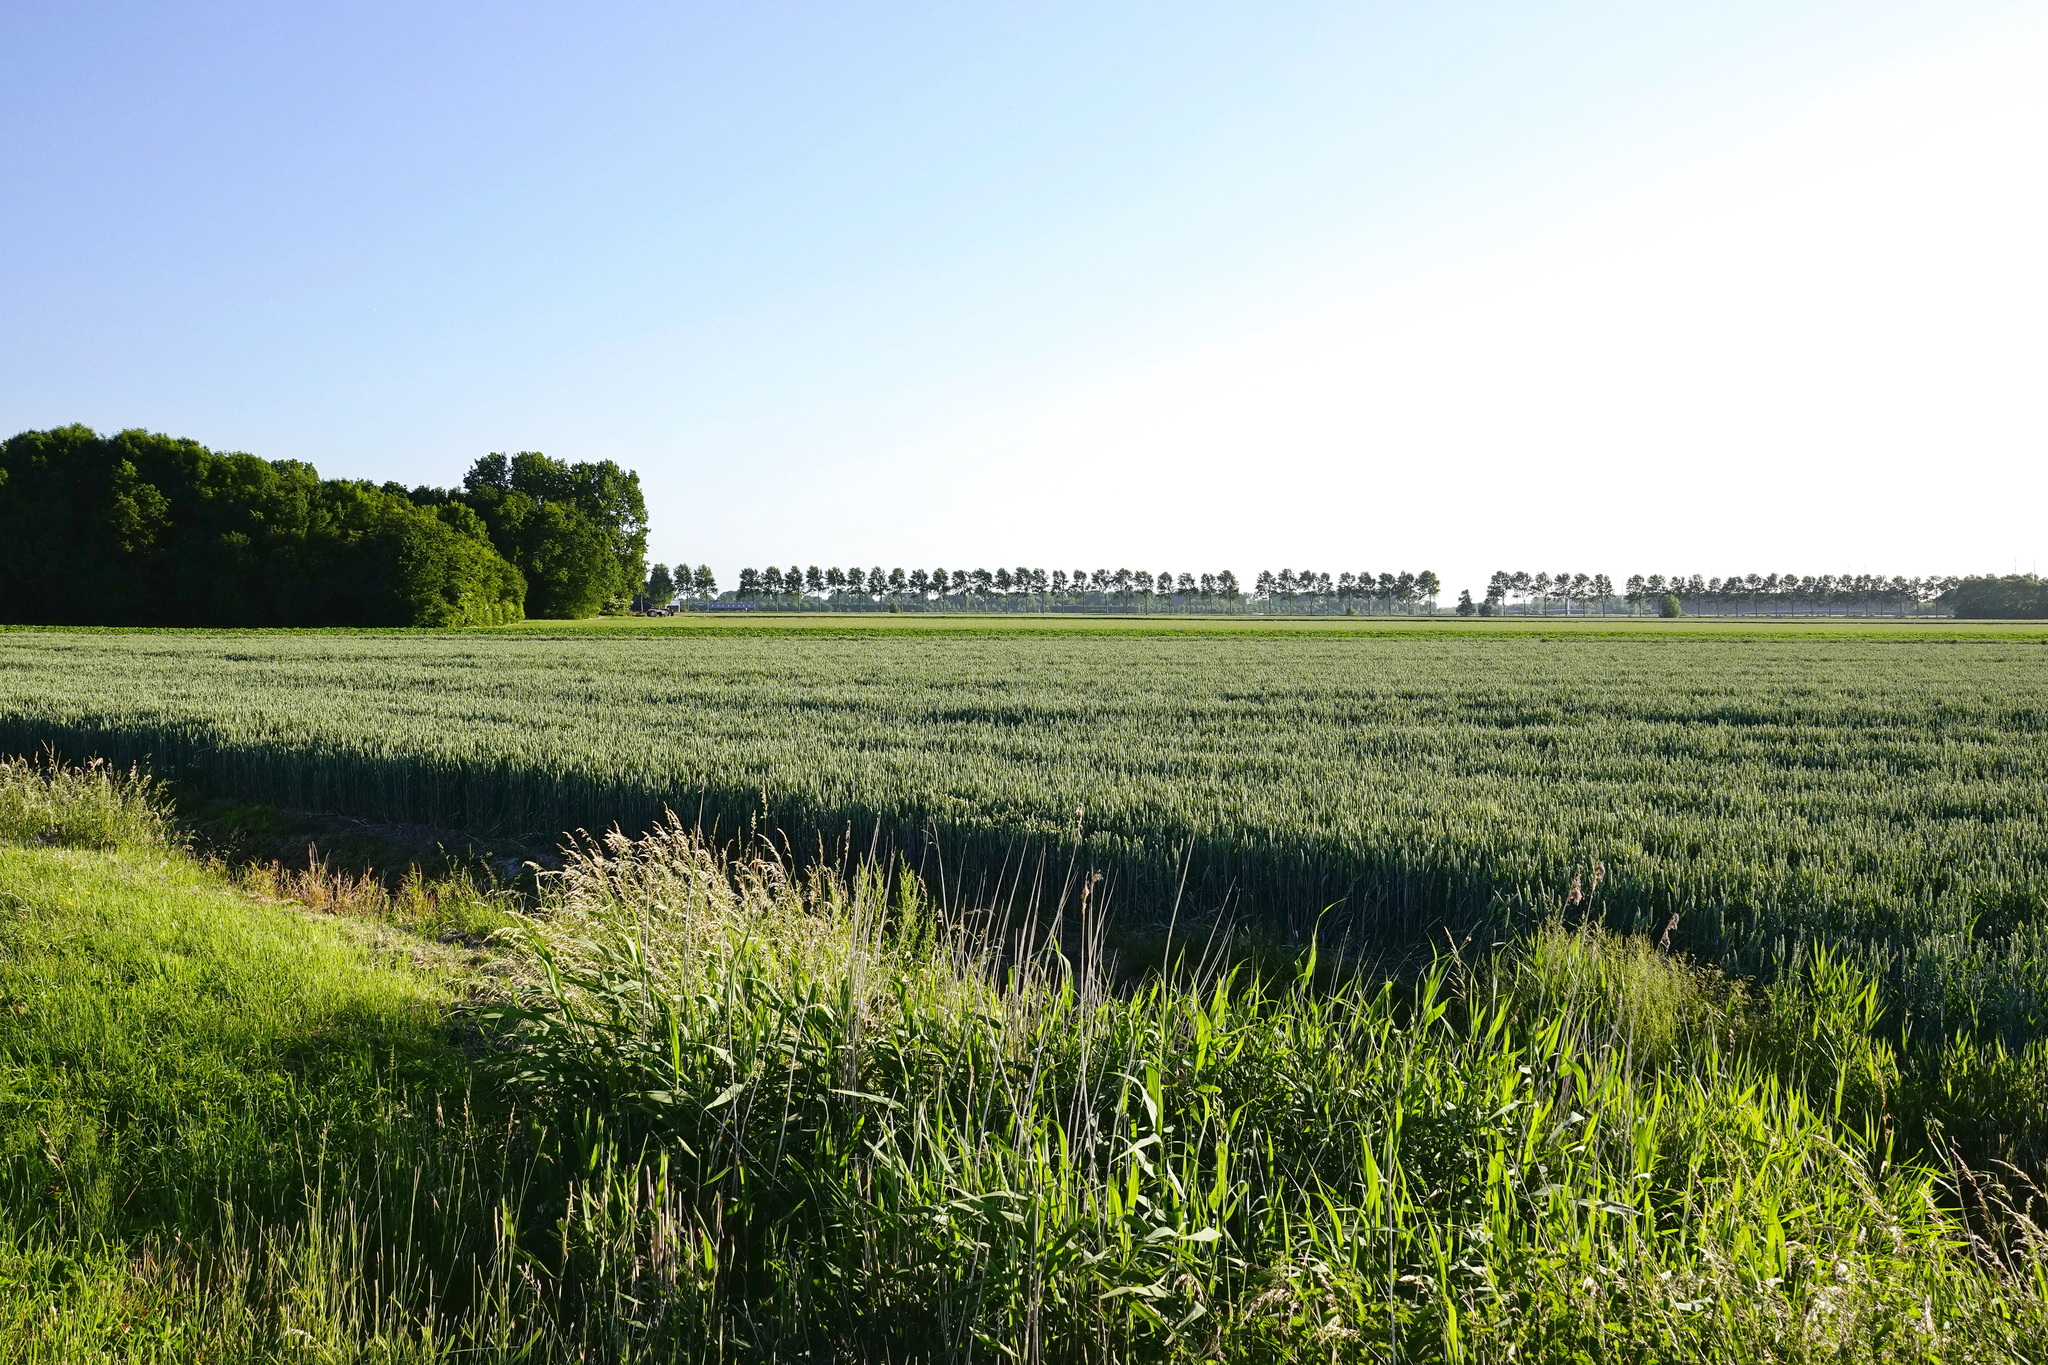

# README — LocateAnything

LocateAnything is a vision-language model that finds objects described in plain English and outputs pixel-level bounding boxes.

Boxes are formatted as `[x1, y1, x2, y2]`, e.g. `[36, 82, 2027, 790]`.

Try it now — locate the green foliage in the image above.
[0, 426, 525, 627]
[1951, 574, 2048, 620]
[0, 751, 170, 849]
[4, 768, 2048, 1359]
[447, 450, 648, 618]
[641, 561, 675, 608]
[461, 822, 2048, 1359]
[1659, 592, 1683, 617]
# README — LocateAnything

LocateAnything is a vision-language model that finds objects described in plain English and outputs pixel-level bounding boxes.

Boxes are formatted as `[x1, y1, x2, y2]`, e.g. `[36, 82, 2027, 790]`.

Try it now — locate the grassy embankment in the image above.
[5, 756, 2048, 1360]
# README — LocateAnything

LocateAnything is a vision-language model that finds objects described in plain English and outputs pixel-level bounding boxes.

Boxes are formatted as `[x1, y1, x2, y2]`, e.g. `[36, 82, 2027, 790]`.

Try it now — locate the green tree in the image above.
[642, 563, 675, 608]
[0, 426, 523, 626]
[455, 451, 647, 618]
[1949, 575, 2048, 619]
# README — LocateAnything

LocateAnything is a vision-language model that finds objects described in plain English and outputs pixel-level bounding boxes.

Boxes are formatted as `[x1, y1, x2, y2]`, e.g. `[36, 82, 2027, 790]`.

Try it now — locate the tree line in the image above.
[1252, 569, 1441, 607]
[638, 565, 1445, 612]
[0, 427, 646, 626]
[1622, 573, 1958, 613]
[1469, 571, 1980, 617]
[1948, 575, 2048, 619]
[645, 565, 1247, 607]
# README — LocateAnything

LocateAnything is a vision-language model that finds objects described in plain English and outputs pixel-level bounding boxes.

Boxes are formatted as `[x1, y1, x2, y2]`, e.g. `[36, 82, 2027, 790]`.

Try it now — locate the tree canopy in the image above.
[0, 427, 525, 627]
[419, 451, 648, 618]
[1948, 575, 2048, 619]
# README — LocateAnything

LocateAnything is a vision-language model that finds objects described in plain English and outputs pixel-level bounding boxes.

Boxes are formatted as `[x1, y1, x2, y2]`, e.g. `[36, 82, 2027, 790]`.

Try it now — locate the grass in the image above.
[480, 822, 2048, 1360]
[8, 615, 2048, 640]
[5, 621, 2048, 1356]
[6, 760, 2048, 1361]
[0, 763, 482, 1360]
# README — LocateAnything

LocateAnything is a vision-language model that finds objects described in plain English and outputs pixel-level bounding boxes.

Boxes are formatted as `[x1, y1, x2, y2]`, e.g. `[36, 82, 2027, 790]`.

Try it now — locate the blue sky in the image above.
[4, 2, 2042, 593]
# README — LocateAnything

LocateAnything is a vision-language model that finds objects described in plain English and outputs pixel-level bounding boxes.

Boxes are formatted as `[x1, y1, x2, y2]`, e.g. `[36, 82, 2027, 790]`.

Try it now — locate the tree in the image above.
[1949, 575, 2048, 619]
[806, 566, 825, 595]
[457, 451, 647, 617]
[693, 565, 717, 597]
[1456, 589, 1476, 616]
[642, 563, 675, 608]
[0, 427, 531, 627]
[1217, 570, 1240, 598]
[1660, 593, 1683, 618]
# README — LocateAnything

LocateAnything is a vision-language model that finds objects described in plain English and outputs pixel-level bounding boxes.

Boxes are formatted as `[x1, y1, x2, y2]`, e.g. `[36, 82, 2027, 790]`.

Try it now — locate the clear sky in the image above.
[4, 2, 2042, 596]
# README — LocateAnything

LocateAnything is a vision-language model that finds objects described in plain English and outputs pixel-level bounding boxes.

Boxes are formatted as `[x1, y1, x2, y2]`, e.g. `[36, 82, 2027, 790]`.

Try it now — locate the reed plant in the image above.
[469, 818, 2048, 1361]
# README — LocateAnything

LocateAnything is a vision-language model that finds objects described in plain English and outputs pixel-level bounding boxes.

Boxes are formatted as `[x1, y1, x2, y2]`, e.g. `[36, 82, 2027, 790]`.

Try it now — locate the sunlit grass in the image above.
[3, 761, 2046, 1360]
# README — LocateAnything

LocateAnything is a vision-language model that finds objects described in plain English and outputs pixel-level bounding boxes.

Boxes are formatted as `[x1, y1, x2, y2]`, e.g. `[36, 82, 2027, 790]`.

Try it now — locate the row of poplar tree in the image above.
[638, 565, 1447, 608]
[642, 565, 1244, 604]
[1467, 571, 1964, 615]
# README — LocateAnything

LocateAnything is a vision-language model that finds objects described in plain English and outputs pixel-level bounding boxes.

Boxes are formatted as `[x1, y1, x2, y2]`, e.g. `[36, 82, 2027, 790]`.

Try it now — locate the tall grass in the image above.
[4, 761, 2046, 1360]
[0, 749, 170, 848]
[468, 818, 2048, 1361]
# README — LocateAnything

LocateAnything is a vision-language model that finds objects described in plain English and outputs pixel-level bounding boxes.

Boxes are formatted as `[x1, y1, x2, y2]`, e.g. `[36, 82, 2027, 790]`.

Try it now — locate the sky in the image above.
[3, 1, 2042, 597]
